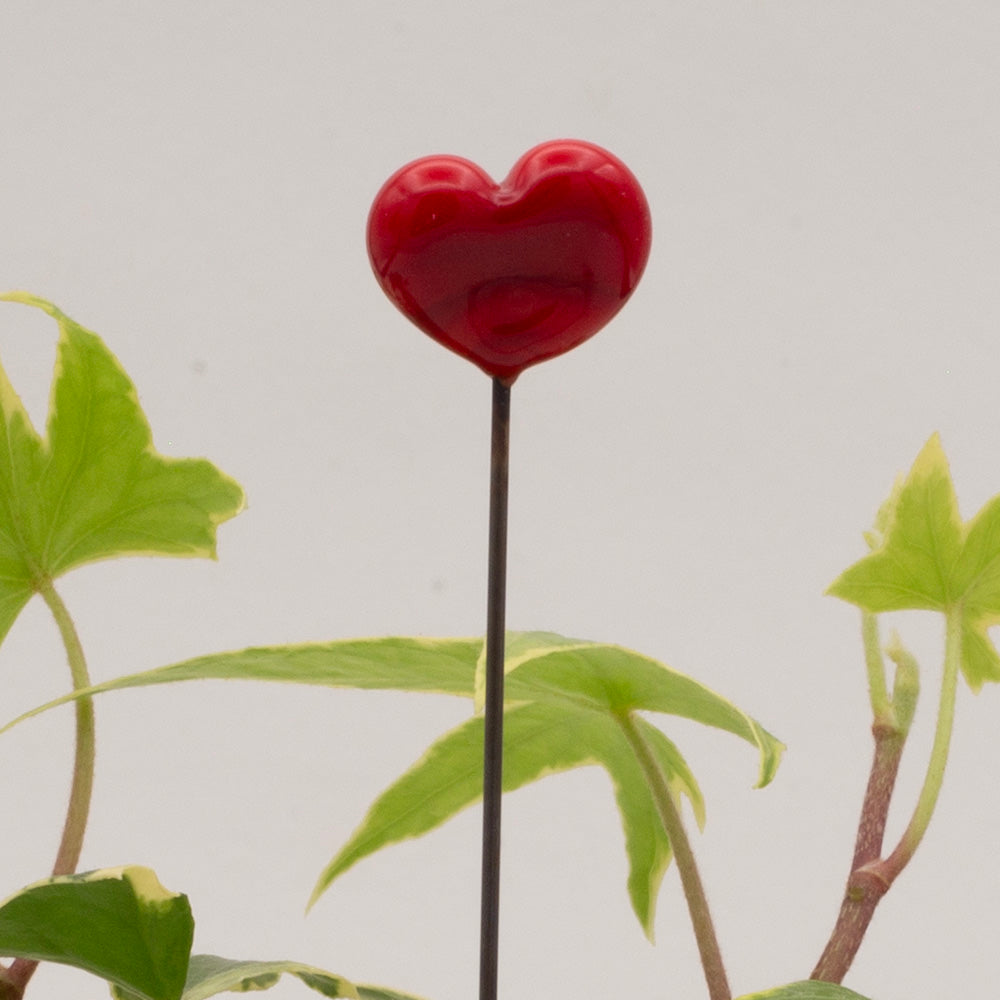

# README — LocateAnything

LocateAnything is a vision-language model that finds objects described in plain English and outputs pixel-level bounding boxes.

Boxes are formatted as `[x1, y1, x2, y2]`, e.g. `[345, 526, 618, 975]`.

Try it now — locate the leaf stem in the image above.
[42, 580, 96, 877]
[6, 579, 95, 997]
[879, 607, 960, 882]
[617, 712, 730, 1000]
[480, 377, 510, 1000]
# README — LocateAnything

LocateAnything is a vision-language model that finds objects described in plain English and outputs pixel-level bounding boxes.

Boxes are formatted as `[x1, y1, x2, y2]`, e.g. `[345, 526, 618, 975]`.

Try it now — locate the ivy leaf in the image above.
[309, 700, 702, 938]
[0, 638, 483, 738]
[0, 870, 424, 1000]
[355, 989, 431, 1000]
[0, 636, 782, 785]
[110, 954, 430, 1000]
[493, 631, 782, 787]
[0, 632, 781, 937]
[0, 866, 193, 1000]
[734, 984, 873, 1000]
[828, 434, 1000, 689]
[0, 292, 244, 644]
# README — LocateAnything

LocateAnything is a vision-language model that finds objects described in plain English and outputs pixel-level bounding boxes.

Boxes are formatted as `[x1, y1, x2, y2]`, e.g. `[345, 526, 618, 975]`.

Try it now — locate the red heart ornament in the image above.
[367, 140, 652, 382]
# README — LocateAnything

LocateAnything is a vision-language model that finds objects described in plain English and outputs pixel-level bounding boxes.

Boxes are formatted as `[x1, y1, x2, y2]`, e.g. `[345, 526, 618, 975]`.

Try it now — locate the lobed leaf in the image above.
[355, 989, 431, 1000]
[0, 638, 483, 737]
[734, 983, 873, 1000]
[1, 633, 781, 788]
[828, 435, 961, 613]
[829, 434, 1000, 688]
[0, 866, 193, 1000]
[111, 955, 430, 1000]
[495, 632, 783, 787]
[0, 292, 244, 645]
[0, 632, 780, 937]
[310, 700, 703, 938]
[0, 870, 424, 1000]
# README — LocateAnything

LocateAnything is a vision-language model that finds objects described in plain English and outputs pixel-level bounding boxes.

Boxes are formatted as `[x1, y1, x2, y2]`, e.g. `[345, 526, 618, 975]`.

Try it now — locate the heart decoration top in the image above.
[367, 140, 652, 383]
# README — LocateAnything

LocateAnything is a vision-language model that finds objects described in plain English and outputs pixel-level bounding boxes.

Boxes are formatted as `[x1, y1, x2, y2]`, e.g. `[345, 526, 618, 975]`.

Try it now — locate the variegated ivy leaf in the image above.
[734, 983, 873, 1000]
[0, 866, 193, 1000]
[829, 434, 1000, 689]
[0, 632, 782, 938]
[0, 292, 244, 644]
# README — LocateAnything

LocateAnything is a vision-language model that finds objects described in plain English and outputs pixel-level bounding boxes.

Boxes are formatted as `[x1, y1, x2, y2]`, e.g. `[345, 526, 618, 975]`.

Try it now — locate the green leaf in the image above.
[309, 700, 702, 938]
[495, 632, 783, 787]
[355, 988, 431, 1000]
[0, 866, 193, 1000]
[0, 873, 423, 1000]
[0, 637, 483, 737]
[0, 632, 780, 936]
[735, 982, 873, 1000]
[111, 954, 430, 1000]
[472, 630, 593, 709]
[0, 292, 244, 644]
[1, 634, 781, 790]
[829, 433, 1000, 688]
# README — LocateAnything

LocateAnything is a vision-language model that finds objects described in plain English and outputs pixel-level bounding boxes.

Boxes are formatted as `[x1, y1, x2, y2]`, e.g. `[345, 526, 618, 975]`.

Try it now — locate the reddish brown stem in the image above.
[810, 722, 904, 982]
[0, 969, 18, 1000]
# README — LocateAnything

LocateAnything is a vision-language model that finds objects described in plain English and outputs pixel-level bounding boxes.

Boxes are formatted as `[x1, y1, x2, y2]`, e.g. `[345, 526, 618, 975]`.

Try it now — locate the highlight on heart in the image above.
[366, 140, 653, 382]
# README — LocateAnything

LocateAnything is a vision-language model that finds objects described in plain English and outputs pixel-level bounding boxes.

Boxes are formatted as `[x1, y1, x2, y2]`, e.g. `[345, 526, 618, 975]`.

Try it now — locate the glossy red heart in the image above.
[367, 140, 652, 382]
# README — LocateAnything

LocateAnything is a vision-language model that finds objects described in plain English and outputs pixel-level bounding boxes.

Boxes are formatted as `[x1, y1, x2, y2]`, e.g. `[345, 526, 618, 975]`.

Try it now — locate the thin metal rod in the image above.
[480, 376, 511, 1000]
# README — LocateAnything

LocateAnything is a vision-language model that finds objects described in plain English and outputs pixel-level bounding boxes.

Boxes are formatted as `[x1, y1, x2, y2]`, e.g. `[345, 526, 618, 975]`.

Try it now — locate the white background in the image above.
[2, 3, 999, 999]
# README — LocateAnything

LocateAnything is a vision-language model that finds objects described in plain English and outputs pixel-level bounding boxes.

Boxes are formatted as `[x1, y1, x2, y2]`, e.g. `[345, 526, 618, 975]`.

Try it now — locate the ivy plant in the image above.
[0, 293, 997, 1000]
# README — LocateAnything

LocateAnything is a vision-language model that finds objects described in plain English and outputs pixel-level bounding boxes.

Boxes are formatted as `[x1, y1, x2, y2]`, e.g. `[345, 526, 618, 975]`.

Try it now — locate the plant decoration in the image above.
[366, 138, 654, 1000]
[0, 142, 997, 1000]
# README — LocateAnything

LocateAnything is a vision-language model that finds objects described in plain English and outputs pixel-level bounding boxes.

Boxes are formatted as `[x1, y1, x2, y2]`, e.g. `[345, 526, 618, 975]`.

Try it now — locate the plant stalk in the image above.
[618, 712, 730, 1000]
[5, 580, 95, 997]
[479, 377, 510, 1000]
[812, 609, 959, 983]
[809, 718, 905, 982]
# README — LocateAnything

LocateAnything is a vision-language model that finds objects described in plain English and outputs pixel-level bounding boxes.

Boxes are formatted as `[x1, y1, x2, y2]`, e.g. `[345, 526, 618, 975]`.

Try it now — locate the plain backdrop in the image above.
[2, 3, 999, 999]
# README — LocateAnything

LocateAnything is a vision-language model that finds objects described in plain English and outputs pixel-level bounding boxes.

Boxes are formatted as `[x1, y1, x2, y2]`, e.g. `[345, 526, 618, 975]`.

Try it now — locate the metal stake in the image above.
[479, 376, 510, 1000]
